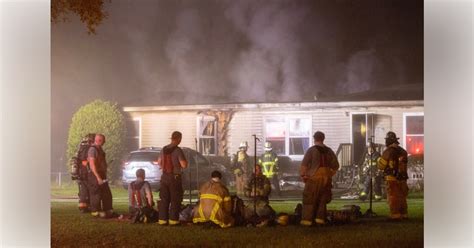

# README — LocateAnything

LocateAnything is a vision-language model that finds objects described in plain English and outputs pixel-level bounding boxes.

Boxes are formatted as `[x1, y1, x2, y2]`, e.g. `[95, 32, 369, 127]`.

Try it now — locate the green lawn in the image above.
[51, 185, 423, 247]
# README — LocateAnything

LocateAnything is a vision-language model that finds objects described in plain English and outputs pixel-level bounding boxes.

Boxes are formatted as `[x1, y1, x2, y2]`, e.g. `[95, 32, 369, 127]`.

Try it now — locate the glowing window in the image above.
[404, 114, 424, 155]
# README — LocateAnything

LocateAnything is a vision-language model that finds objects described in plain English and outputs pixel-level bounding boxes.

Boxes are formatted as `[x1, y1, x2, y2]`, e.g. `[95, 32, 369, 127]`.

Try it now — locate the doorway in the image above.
[351, 113, 374, 165]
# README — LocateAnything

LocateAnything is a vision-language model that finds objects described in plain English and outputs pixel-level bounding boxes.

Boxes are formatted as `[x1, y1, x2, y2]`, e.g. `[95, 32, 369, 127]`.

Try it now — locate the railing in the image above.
[336, 143, 353, 167]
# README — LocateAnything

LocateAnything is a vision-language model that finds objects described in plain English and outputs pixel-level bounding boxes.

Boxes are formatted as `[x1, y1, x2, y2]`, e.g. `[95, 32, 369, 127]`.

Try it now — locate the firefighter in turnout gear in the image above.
[193, 171, 234, 228]
[377, 131, 409, 220]
[359, 141, 383, 201]
[157, 131, 188, 226]
[244, 164, 276, 226]
[72, 133, 95, 213]
[258, 142, 281, 197]
[299, 131, 340, 226]
[232, 141, 252, 196]
[87, 134, 116, 218]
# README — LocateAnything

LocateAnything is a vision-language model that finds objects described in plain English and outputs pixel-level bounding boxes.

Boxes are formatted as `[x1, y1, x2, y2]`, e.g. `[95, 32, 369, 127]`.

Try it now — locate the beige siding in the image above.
[228, 111, 263, 156]
[140, 111, 197, 149]
[312, 110, 350, 151]
[128, 104, 423, 161]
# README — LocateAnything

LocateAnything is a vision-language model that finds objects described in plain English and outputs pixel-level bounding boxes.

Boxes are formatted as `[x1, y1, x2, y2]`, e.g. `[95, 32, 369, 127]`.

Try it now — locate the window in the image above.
[264, 116, 311, 157]
[289, 118, 311, 155]
[197, 115, 217, 155]
[265, 118, 286, 155]
[404, 113, 424, 155]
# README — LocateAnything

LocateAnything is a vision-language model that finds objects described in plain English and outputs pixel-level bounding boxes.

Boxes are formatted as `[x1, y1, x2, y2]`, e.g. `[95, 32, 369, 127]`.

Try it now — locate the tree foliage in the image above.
[51, 0, 110, 34]
[67, 100, 126, 180]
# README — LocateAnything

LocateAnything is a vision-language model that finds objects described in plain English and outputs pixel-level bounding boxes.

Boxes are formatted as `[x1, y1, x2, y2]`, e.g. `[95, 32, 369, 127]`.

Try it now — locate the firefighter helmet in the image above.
[277, 213, 289, 226]
[239, 141, 248, 149]
[385, 131, 400, 145]
[264, 142, 272, 151]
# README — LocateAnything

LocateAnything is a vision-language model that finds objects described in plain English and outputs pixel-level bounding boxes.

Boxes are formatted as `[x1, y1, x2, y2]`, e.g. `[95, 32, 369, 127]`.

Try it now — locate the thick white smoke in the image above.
[225, 0, 310, 101]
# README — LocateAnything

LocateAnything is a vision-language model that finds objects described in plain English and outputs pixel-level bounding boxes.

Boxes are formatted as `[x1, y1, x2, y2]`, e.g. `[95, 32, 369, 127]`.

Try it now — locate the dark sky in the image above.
[51, 0, 423, 171]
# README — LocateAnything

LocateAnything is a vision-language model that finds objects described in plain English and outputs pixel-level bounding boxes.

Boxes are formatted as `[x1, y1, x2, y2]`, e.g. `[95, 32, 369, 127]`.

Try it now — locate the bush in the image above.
[66, 100, 126, 180]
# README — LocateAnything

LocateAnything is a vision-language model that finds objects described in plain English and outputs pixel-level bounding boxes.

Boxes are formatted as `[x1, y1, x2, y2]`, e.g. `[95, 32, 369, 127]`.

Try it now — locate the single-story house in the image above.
[123, 100, 424, 168]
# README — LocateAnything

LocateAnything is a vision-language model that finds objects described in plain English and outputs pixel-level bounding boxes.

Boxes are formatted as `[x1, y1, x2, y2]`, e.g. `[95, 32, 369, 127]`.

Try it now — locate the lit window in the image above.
[405, 114, 424, 155]
[289, 118, 311, 155]
[264, 116, 311, 156]
[265, 118, 286, 155]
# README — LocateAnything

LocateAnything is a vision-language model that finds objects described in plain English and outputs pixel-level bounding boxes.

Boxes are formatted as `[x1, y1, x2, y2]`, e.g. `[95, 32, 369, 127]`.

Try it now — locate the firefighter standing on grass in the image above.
[258, 142, 281, 196]
[157, 131, 188, 226]
[359, 141, 383, 201]
[377, 131, 409, 220]
[299, 131, 340, 226]
[88, 134, 116, 218]
[232, 142, 252, 196]
[73, 133, 95, 213]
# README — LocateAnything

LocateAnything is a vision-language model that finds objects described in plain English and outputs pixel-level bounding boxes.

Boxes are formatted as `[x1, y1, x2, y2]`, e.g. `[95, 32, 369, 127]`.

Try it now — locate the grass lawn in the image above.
[51, 185, 423, 247]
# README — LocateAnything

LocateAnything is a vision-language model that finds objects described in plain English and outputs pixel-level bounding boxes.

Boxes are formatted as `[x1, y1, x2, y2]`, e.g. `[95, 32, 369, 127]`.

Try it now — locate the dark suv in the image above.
[122, 147, 230, 191]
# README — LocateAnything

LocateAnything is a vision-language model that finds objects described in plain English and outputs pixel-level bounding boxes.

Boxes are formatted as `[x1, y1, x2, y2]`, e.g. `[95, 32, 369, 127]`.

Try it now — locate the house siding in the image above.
[125, 102, 423, 160]
[140, 111, 197, 149]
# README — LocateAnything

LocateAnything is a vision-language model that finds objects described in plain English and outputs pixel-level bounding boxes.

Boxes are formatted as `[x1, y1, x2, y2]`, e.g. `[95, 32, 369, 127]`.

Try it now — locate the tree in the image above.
[51, 0, 111, 34]
[67, 100, 126, 181]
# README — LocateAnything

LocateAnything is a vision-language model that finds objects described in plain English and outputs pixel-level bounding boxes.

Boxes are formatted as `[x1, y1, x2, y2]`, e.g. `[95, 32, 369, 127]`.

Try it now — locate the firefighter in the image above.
[231, 141, 252, 196]
[128, 168, 158, 223]
[157, 131, 188, 226]
[359, 141, 383, 201]
[76, 133, 95, 213]
[377, 131, 409, 220]
[299, 131, 340, 226]
[243, 164, 275, 226]
[193, 171, 234, 228]
[258, 142, 281, 197]
[87, 134, 116, 218]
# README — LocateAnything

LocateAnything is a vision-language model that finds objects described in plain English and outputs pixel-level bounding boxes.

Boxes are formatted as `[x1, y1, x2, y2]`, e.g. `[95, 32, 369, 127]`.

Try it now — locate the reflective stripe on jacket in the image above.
[258, 152, 278, 178]
[193, 180, 234, 228]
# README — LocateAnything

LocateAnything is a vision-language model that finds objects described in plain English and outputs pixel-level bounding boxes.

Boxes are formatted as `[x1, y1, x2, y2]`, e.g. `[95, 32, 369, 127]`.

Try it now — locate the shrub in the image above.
[66, 100, 126, 180]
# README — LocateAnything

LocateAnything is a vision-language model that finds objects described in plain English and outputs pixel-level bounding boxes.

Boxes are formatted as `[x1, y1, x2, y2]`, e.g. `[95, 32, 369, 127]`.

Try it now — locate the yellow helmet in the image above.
[277, 213, 289, 226]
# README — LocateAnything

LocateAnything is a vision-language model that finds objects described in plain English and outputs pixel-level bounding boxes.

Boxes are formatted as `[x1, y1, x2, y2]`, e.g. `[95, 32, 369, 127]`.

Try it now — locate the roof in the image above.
[123, 100, 423, 112]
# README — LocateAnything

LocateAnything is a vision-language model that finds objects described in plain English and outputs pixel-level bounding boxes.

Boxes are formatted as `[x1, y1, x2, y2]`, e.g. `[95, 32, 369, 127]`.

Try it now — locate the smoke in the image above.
[337, 48, 379, 94]
[224, 0, 310, 101]
[160, 1, 318, 103]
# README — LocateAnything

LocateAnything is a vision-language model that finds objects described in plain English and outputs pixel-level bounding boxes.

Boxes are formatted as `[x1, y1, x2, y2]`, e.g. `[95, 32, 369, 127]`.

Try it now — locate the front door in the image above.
[351, 113, 374, 165]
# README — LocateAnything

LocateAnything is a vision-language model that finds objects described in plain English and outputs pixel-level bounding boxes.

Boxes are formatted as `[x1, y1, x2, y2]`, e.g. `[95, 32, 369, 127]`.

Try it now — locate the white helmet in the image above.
[264, 142, 272, 152]
[239, 141, 248, 149]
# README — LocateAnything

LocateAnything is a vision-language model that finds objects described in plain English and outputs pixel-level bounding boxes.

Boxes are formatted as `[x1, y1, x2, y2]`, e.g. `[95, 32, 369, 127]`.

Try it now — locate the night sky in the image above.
[51, 0, 423, 171]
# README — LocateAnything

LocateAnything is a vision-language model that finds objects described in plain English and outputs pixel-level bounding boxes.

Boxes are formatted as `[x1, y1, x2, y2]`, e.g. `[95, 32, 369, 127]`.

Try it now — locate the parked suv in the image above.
[122, 147, 231, 191]
[122, 147, 162, 190]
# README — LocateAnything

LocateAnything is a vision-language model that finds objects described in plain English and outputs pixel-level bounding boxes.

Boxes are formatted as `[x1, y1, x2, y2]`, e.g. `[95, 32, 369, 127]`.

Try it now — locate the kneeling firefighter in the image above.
[193, 171, 235, 228]
[243, 164, 276, 226]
